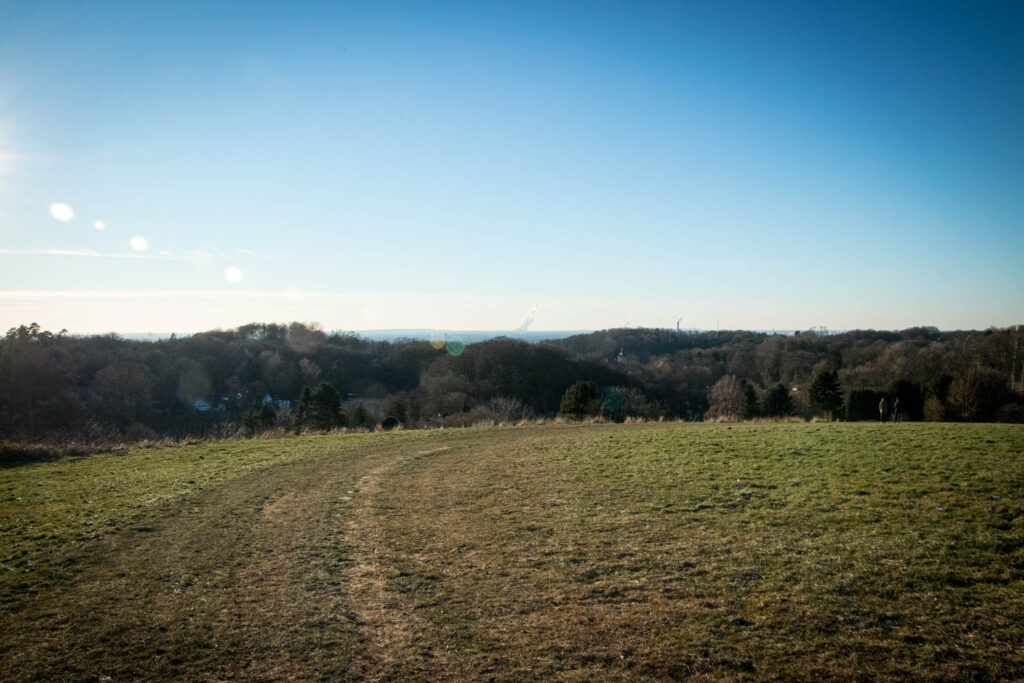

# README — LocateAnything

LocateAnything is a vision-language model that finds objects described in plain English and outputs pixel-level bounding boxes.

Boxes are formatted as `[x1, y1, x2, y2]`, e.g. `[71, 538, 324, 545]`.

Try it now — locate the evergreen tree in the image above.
[762, 383, 795, 417]
[559, 381, 599, 419]
[600, 386, 626, 422]
[309, 381, 342, 430]
[389, 400, 406, 424]
[354, 404, 368, 429]
[244, 404, 276, 434]
[295, 386, 313, 433]
[809, 370, 843, 419]
[297, 381, 341, 431]
[742, 380, 760, 419]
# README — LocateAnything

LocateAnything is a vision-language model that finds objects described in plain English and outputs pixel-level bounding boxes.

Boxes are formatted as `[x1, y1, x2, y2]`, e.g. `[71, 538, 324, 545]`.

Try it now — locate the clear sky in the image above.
[1, 0, 1021, 334]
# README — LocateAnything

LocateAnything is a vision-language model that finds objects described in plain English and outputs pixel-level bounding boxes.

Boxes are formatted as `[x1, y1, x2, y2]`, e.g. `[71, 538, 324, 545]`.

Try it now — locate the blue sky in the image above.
[1, 0, 1021, 333]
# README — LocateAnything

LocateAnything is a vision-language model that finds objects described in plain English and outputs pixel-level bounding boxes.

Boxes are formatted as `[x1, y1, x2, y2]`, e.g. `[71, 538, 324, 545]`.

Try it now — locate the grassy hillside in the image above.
[2, 423, 1022, 679]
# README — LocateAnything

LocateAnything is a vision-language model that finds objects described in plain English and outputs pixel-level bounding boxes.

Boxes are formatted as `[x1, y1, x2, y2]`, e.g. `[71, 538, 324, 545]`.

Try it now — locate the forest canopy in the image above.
[2, 322, 1022, 443]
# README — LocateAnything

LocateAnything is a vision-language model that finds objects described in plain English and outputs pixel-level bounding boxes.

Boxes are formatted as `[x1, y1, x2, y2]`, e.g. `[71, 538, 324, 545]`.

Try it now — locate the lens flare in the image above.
[93, 220, 105, 230]
[429, 332, 447, 350]
[177, 368, 212, 403]
[446, 339, 465, 356]
[225, 266, 243, 283]
[49, 203, 74, 221]
[130, 236, 147, 251]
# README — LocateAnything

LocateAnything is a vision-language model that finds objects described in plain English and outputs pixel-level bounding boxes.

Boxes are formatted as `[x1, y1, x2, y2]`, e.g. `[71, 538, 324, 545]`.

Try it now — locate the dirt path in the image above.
[0, 439, 420, 680]
[341, 445, 459, 679]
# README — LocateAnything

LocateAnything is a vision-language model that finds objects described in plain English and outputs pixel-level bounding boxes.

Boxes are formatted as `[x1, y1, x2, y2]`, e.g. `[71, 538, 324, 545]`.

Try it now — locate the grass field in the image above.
[1, 422, 1023, 680]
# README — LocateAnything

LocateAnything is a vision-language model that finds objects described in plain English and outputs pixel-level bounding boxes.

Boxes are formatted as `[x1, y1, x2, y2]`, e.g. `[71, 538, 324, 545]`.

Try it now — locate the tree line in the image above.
[1, 322, 1022, 443]
[551, 326, 1024, 423]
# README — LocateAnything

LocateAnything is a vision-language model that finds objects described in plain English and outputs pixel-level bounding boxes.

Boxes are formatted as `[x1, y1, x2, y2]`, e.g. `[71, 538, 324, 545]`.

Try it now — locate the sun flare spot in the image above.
[130, 236, 148, 251]
[446, 338, 465, 356]
[429, 332, 447, 350]
[93, 220, 106, 230]
[225, 266, 243, 283]
[49, 202, 75, 222]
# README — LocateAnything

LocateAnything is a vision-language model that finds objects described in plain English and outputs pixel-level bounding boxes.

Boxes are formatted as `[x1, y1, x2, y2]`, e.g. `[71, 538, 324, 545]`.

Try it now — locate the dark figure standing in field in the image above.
[892, 397, 902, 423]
[879, 397, 889, 422]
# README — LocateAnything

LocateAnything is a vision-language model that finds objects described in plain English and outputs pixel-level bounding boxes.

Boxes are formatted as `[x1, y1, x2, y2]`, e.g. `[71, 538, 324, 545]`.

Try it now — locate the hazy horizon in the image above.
[20, 322, 1009, 345]
[2, 1, 1022, 333]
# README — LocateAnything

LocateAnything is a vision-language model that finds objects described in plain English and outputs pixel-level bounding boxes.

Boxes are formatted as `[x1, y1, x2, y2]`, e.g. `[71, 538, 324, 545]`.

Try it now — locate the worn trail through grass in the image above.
[1, 423, 1023, 680]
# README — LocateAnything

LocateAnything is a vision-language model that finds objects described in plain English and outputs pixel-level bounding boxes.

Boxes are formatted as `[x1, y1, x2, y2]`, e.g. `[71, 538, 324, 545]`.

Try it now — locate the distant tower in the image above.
[676, 317, 683, 332]
[616, 348, 625, 364]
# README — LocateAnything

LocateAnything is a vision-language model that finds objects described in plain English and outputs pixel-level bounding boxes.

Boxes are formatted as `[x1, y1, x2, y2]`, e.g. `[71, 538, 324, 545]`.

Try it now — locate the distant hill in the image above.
[350, 329, 591, 344]
[119, 329, 593, 344]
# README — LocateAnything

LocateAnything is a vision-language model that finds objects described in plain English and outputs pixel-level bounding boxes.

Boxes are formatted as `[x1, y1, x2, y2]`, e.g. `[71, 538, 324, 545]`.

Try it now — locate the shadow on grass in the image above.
[0, 441, 134, 468]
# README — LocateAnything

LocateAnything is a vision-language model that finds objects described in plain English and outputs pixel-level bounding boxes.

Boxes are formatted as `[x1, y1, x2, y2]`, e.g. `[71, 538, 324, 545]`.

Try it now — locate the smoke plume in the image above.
[516, 304, 547, 331]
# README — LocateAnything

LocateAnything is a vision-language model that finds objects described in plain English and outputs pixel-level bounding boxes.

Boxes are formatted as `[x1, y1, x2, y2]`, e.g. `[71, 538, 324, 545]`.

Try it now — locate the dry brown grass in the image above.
[2, 423, 1022, 680]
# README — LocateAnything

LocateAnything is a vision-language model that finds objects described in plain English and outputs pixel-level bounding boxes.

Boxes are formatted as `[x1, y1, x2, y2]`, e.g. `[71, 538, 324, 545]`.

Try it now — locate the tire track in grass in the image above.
[0, 438, 400, 680]
[363, 426, 658, 680]
[342, 444, 473, 680]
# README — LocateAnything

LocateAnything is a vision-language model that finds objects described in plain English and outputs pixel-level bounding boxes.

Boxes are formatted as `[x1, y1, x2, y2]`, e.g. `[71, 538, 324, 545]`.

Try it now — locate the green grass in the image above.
[1, 423, 1022, 680]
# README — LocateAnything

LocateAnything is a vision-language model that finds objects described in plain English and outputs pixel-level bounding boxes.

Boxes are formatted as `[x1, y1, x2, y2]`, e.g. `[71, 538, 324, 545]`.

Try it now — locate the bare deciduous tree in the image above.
[706, 374, 745, 421]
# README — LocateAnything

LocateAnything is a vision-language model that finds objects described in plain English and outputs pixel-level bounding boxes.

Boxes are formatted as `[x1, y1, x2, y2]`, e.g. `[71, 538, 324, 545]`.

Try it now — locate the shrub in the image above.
[923, 396, 949, 422]
[125, 422, 159, 442]
[558, 381, 600, 419]
[444, 405, 497, 428]
[244, 404, 277, 435]
[490, 396, 534, 424]
[995, 403, 1024, 423]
